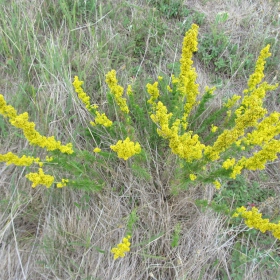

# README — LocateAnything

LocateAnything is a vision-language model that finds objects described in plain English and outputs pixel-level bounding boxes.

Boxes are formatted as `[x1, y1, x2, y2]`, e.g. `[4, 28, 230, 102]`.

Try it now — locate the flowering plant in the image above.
[1, 24, 280, 261]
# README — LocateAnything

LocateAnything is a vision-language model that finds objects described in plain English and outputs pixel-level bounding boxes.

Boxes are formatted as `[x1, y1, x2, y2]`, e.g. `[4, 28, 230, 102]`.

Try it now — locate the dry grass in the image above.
[1, 0, 280, 279]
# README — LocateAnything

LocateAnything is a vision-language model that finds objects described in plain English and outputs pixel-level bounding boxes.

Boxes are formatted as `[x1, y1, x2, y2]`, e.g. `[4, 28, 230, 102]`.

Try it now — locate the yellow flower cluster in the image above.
[244, 112, 280, 146]
[46, 156, 53, 162]
[146, 25, 205, 163]
[204, 129, 243, 162]
[72, 76, 113, 127]
[235, 88, 273, 131]
[147, 81, 160, 105]
[230, 139, 280, 178]
[126, 85, 133, 96]
[233, 206, 280, 239]
[57, 178, 69, 188]
[150, 101, 173, 138]
[0, 95, 17, 119]
[72, 76, 91, 110]
[223, 101, 278, 177]
[222, 158, 236, 170]
[246, 45, 271, 91]
[110, 137, 141, 160]
[0, 95, 73, 154]
[224, 94, 241, 108]
[0, 152, 40, 166]
[111, 235, 131, 260]
[105, 70, 129, 114]
[213, 180, 221, 190]
[93, 147, 101, 153]
[171, 74, 180, 86]
[167, 85, 172, 92]
[211, 125, 218, 133]
[226, 111, 280, 178]
[25, 168, 54, 188]
[169, 131, 205, 162]
[205, 45, 278, 162]
[178, 24, 200, 120]
[90, 111, 112, 127]
[150, 101, 205, 162]
[204, 86, 216, 95]
[189, 174, 197, 181]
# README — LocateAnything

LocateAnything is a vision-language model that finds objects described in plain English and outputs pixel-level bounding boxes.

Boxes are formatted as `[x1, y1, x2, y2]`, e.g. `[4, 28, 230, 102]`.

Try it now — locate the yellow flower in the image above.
[25, 168, 54, 188]
[222, 158, 236, 170]
[93, 147, 101, 153]
[0, 95, 74, 154]
[150, 101, 173, 138]
[73, 76, 113, 127]
[46, 156, 53, 162]
[171, 75, 180, 85]
[0, 152, 40, 166]
[205, 46, 278, 163]
[72, 76, 91, 110]
[240, 139, 280, 171]
[158, 76, 163, 81]
[230, 163, 244, 179]
[233, 206, 280, 239]
[244, 112, 280, 146]
[211, 125, 218, 133]
[91, 111, 113, 127]
[147, 81, 160, 105]
[0, 94, 17, 119]
[178, 24, 200, 119]
[127, 85, 133, 96]
[204, 86, 216, 95]
[189, 174, 197, 181]
[224, 94, 241, 108]
[205, 128, 242, 161]
[149, 101, 205, 162]
[57, 179, 68, 188]
[213, 180, 221, 190]
[111, 235, 131, 260]
[105, 70, 129, 114]
[110, 137, 141, 160]
[167, 85, 172, 92]
[246, 45, 272, 91]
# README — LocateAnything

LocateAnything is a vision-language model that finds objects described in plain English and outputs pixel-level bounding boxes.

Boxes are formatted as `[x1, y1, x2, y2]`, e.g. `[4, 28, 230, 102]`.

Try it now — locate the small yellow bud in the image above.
[213, 180, 221, 190]
[93, 147, 101, 153]
[57, 179, 69, 188]
[167, 85, 172, 92]
[211, 125, 218, 133]
[189, 174, 197, 181]
[111, 235, 131, 260]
